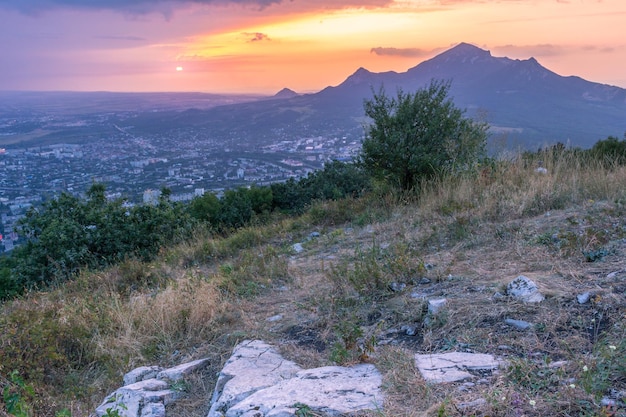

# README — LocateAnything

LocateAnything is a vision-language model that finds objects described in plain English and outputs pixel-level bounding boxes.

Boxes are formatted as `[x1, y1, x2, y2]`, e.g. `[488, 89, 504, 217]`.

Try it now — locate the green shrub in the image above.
[359, 80, 487, 190]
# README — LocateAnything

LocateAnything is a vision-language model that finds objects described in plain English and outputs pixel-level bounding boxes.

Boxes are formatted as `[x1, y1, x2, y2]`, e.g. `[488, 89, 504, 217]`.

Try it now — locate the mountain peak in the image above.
[273, 88, 299, 99]
[441, 42, 492, 60]
[344, 67, 376, 86]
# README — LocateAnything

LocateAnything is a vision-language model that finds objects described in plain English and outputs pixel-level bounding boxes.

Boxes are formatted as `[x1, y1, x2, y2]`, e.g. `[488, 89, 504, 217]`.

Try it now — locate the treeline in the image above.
[0, 161, 371, 299]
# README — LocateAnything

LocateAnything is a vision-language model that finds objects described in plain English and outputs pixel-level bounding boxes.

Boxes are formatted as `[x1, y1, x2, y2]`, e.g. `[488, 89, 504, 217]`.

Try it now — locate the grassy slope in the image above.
[1, 151, 625, 417]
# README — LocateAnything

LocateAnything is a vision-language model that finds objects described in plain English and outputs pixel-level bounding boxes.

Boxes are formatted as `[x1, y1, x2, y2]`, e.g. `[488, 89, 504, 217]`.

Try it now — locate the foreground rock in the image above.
[208, 340, 383, 417]
[94, 358, 209, 417]
[507, 275, 545, 303]
[415, 352, 502, 383]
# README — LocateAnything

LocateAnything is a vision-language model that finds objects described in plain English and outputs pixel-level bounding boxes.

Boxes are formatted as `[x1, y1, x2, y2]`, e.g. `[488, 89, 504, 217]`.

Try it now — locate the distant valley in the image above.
[1, 42, 626, 252]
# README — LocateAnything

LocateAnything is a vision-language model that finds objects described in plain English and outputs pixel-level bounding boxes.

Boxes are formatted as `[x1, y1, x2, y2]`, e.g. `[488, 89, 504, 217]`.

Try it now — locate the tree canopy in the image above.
[359, 80, 488, 190]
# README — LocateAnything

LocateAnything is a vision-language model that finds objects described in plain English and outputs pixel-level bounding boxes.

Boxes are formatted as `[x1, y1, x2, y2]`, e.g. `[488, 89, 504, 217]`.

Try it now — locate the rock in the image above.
[457, 398, 487, 410]
[492, 291, 506, 300]
[227, 365, 383, 417]
[548, 361, 568, 369]
[208, 340, 383, 417]
[415, 352, 502, 384]
[95, 359, 209, 417]
[507, 275, 545, 303]
[428, 299, 447, 315]
[400, 325, 418, 336]
[419, 277, 432, 285]
[457, 382, 475, 392]
[292, 243, 304, 253]
[577, 292, 591, 304]
[535, 167, 548, 174]
[157, 358, 209, 382]
[208, 340, 301, 417]
[95, 379, 176, 417]
[601, 397, 617, 407]
[124, 366, 163, 386]
[389, 282, 406, 292]
[607, 270, 623, 279]
[141, 402, 166, 417]
[505, 318, 533, 330]
[309, 232, 320, 238]
[266, 314, 283, 322]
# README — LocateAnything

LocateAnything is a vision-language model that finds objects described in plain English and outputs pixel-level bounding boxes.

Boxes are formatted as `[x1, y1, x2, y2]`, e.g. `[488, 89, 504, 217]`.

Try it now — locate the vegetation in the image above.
[1, 184, 195, 298]
[359, 80, 488, 190]
[0, 160, 370, 300]
[2, 83, 626, 417]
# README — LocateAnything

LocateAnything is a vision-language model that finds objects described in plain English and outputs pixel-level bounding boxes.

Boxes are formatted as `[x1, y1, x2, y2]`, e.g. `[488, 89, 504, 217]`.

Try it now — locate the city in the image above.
[0, 107, 363, 252]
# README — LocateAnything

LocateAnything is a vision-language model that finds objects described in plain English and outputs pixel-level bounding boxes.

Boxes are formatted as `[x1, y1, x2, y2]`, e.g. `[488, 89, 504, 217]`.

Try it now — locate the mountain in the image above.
[134, 43, 626, 149]
[271, 88, 299, 99]
[317, 42, 626, 148]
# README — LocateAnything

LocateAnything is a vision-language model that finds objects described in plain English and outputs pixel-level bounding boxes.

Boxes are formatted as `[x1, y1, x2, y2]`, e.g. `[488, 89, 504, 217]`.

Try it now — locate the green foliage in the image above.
[589, 135, 626, 166]
[359, 80, 488, 190]
[506, 357, 564, 395]
[580, 340, 625, 400]
[271, 161, 371, 214]
[293, 402, 315, 417]
[2, 370, 35, 417]
[2, 183, 195, 298]
[188, 192, 220, 225]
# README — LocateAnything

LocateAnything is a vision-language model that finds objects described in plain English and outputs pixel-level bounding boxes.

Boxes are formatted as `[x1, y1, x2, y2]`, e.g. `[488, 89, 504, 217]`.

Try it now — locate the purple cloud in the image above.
[493, 44, 564, 57]
[0, 0, 394, 15]
[370, 47, 429, 58]
[0, 0, 281, 15]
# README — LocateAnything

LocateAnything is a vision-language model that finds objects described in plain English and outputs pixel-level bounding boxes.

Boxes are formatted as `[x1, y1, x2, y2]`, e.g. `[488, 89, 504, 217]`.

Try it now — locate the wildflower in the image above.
[583, 365, 589, 372]
[569, 384, 576, 389]
[608, 345, 616, 350]
[529, 400, 536, 407]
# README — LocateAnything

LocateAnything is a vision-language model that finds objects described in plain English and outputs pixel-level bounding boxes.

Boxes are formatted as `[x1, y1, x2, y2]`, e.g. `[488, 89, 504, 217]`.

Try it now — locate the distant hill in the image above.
[271, 88, 299, 99]
[160, 42, 625, 149]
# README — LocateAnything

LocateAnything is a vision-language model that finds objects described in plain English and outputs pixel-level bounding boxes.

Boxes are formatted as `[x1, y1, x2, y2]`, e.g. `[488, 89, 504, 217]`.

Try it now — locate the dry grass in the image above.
[1, 151, 625, 416]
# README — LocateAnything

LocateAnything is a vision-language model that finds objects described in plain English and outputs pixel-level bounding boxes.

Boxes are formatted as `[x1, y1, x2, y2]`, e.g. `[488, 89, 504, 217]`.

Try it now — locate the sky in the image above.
[0, 0, 625, 94]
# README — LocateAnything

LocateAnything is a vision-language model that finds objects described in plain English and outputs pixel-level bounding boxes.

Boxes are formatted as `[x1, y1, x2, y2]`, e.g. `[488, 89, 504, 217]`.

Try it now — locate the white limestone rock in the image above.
[227, 364, 383, 417]
[507, 275, 545, 303]
[124, 366, 163, 386]
[208, 340, 302, 417]
[415, 352, 502, 384]
[156, 358, 209, 382]
[208, 340, 384, 417]
[95, 359, 209, 417]
[428, 299, 447, 315]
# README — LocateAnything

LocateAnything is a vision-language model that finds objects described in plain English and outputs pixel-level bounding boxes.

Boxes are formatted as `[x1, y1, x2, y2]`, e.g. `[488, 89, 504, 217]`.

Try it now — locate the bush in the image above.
[4, 184, 195, 295]
[359, 80, 488, 190]
[589, 135, 626, 166]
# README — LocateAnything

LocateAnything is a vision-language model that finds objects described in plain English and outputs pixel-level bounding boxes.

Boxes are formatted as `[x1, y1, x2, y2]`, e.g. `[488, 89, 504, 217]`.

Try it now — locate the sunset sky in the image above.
[1, 0, 625, 94]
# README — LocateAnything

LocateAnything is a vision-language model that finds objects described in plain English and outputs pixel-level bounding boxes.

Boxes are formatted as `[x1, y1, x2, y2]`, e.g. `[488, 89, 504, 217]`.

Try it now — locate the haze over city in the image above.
[1, 0, 625, 94]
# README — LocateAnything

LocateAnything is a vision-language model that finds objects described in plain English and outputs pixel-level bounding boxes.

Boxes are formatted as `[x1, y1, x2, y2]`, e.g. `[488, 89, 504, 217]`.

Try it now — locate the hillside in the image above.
[0, 150, 624, 416]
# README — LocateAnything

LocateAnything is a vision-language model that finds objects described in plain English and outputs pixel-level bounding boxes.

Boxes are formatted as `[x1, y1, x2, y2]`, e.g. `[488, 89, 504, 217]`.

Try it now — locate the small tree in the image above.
[359, 80, 488, 190]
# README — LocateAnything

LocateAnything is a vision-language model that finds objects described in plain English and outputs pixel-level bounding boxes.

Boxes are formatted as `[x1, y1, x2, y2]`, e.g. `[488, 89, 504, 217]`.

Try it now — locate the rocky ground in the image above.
[97, 199, 625, 416]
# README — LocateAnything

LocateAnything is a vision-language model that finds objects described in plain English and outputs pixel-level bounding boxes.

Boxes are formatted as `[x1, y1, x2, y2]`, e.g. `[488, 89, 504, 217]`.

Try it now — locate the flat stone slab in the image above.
[415, 352, 501, 383]
[208, 340, 302, 417]
[228, 364, 383, 417]
[209, 340, 384, 417]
